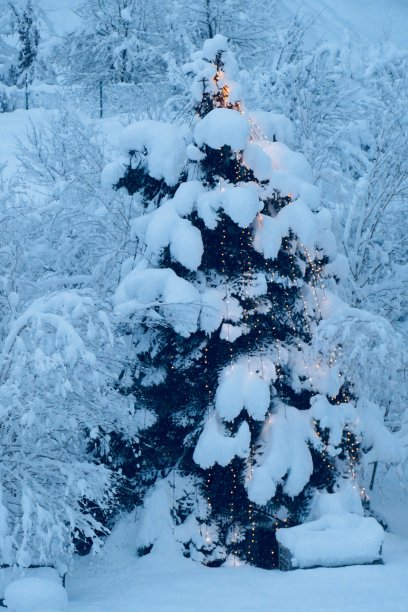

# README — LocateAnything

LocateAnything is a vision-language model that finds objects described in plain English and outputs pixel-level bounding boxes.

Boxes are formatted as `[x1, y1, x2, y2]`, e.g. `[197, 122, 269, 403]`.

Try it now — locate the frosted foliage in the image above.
[201, 35, 229, 60]
[170, 221, 203, 271]
[215, 358, 276, 421]
[262, 142, 313, 182]
[222, 184, 261, 227]
[114, 268, 200, 337]
[193, 414, 250, 469]
[194, 108, 249, 151]
[290, 348, 342, 397]
[132, 197, 204, 271]
[199, 290, 242, 335]
[268, 171, 321, 211]
[248, 405, 320, 505]
[172, 181, 204, 216]
[314, 290, 407, 453]
[101, 162, 125, 189]
[219, 323, 243, 342]
[199, 289, 225, 334]
[120, 121, 190, 186]
[276, 513, 384, 569]
[310, 395, 356, 446]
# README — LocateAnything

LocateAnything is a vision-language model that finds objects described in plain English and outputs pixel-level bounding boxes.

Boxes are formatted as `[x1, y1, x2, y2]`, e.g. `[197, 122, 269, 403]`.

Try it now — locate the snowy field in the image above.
[66, 470, 408, 612]
[66, 522, 408, 612]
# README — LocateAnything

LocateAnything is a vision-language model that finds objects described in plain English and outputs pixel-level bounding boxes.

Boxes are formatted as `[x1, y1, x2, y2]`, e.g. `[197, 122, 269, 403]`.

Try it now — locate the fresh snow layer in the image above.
[114, 267, 200, 337]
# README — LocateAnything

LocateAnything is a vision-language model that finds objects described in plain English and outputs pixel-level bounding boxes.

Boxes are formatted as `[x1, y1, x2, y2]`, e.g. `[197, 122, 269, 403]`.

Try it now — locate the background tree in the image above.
[7, 1, 41, 87]
[59, 0, 167, 89]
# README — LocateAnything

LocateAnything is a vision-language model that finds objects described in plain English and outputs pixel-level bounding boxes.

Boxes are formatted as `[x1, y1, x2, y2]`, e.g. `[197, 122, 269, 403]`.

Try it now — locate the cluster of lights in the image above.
[248, 116, 268, 143]
[203, 335, 213, 550]
[300, 242, 327, 302]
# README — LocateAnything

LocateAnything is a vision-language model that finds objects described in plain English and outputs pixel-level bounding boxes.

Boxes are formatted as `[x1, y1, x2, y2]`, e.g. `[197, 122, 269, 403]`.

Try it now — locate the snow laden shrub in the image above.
[0, 291, 143, 567]
[111, 36, 396, 568]
[0, 110, 151, 566]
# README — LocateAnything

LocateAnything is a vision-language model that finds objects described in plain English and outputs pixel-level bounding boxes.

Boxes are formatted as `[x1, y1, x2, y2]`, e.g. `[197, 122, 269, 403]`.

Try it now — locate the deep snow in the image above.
[66, 516, 408, 612]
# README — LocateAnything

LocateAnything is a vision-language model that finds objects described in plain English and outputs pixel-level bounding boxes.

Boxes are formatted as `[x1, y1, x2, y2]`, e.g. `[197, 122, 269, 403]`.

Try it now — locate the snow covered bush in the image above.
[0, 109, 151, 566]
[0, 290, 143, 566]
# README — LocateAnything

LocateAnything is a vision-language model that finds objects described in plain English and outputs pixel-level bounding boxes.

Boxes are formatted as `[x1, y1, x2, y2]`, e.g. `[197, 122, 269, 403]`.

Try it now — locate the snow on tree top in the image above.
[184, 35, 241, 105]
[194, 108, 249, 150]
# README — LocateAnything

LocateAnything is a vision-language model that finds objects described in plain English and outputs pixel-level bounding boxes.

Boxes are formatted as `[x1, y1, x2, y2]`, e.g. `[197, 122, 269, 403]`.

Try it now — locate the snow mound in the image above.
[101, 161, 124, 189]
[277, 506, 384, 569]
[5, 577, 68, 612]
[254, 198, 334, 261]
[132, 194, 204, 271]
[194, 108, 249, 151]
[311, 395, 357, 445]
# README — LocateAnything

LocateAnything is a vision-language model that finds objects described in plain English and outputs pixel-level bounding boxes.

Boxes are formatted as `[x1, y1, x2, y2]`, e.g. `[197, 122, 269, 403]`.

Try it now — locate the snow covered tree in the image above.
[112, 36, 394, 568]
[60, 0, 167, 89]
[7, 1, 40, 87]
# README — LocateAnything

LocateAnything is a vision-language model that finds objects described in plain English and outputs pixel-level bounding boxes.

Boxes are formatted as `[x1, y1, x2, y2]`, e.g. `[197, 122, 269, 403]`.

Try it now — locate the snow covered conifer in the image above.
[8, 1, 40, 87]
[113, 35, 373, 568]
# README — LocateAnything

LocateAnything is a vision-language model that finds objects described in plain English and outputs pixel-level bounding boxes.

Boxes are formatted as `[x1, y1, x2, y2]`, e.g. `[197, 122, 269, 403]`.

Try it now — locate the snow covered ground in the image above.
[66, 518, 408, 612]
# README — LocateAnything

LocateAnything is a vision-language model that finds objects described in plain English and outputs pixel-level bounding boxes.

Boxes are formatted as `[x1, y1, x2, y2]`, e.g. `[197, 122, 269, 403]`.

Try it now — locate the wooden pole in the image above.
[99, 81, 103, 119]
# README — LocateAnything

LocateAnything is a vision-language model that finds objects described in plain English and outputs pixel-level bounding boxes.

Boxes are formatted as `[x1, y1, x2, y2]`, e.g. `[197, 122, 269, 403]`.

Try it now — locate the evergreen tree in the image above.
[114, 35, 366, 569]
[8, 1, 40, 87]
